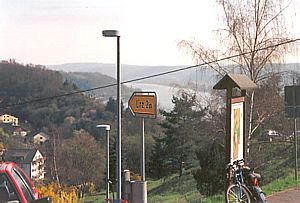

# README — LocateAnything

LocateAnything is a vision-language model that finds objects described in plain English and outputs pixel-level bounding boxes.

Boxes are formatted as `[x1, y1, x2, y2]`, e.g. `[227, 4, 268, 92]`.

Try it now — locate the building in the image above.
[13, 126, 28, 137]
[4, 149, 46, 181]
[0, 114, 19, 126]
[0, 123, 29, 144]
[27, 132, 50, 145]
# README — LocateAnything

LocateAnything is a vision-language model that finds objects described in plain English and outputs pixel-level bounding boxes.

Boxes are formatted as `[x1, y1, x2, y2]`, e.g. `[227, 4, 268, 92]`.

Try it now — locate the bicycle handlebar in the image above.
[226, 159, 253, 173]
[226, 159, 244, 168]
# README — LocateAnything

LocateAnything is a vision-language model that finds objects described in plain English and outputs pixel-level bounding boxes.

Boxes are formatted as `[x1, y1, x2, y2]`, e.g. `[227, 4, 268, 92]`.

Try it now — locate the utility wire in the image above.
[1, 38, 299, 110]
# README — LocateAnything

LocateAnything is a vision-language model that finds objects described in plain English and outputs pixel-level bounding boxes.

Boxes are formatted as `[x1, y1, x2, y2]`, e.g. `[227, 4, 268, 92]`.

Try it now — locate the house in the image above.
[28, 132, 50, 145]
[4, 149, 46, 181]
[0, 123, 29, 141]
[0, 114, 19, 126]
[13, 126, 28, 137]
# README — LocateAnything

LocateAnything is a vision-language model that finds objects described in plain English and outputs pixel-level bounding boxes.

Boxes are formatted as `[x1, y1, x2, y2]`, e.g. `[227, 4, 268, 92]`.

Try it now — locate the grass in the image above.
[263, 173, 300, 196]
[83, 192, 105, 203]
[83, 173, 300, 203]
[83, 142, 300, 203]
[147, 170, 202, 203]
[147, 172, 300, 203]
[83, 169, 300, 203]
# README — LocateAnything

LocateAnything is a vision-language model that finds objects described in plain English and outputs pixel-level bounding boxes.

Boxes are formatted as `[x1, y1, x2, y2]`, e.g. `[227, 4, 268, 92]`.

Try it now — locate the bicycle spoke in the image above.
[227, 185, 251, 203]
[240, 192, 248, 202]
[229, 189, 238, 199]
[228, 186, 239, 202]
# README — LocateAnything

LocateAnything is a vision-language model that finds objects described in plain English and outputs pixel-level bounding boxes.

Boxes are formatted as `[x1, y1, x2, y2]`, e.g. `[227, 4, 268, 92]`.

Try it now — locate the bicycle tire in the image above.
[252, 186, 267, 203]
[258, 192, 267, 203]
[226, 184, 251, 203]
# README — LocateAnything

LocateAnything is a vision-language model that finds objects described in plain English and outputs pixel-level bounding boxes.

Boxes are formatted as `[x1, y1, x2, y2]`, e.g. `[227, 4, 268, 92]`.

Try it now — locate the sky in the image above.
[0, 0, 300, 66]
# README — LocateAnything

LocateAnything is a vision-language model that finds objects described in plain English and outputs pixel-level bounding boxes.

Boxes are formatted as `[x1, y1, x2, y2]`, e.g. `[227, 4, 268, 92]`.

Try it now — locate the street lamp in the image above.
[96, 124, 111, 203]
[102, 29, 122, 203]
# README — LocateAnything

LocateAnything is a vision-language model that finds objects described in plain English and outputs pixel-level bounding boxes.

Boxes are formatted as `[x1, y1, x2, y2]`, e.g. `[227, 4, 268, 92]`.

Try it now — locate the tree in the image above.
[252, 73, 285, 133]
[179, 0, 295, 155]
[193, 138, 226, 196]
[148, 135, 167, 179]
[105, 97, 124, 120]
[57, 130, 104, 193]
[149, 91, 209, 177]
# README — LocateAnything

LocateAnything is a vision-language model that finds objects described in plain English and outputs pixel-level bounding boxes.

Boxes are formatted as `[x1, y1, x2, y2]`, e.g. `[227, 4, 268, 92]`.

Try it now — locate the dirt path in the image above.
[267, 188, 300, 203]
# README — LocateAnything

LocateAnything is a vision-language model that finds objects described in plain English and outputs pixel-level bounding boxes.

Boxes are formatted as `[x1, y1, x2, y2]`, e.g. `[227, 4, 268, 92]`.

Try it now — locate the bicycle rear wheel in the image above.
[257, 191, 267, 203]
[252, 186, 267, 203]
[226, 184, 251, 203]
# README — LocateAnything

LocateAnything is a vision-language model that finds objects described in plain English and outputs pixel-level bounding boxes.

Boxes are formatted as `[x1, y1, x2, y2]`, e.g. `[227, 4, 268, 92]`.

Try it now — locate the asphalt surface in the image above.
[267, 188, 300, 203]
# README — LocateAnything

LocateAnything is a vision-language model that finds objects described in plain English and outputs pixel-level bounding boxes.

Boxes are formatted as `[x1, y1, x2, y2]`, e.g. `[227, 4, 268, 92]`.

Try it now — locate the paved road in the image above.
[267, 188, 300, 203]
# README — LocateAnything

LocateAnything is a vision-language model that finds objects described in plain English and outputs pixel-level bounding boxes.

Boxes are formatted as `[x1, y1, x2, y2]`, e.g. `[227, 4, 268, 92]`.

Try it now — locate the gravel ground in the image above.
[267, 188, 300, 203]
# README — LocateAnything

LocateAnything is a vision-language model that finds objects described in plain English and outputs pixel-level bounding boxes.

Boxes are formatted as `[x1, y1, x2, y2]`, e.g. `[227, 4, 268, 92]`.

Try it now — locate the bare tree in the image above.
[51, 126, 61, 188]
[179, 0, 296, 155]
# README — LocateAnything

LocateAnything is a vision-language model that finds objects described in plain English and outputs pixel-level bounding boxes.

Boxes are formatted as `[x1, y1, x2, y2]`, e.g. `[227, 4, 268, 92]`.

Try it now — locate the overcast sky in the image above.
[1, 0, 300, 66]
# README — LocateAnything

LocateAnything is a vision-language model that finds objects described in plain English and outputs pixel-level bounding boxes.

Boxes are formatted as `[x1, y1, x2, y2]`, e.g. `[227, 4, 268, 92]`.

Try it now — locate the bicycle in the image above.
[226, 159, 267, 203]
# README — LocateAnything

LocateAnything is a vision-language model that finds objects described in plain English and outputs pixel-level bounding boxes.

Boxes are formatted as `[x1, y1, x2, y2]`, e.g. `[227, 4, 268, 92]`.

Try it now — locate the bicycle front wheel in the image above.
[226, 184, 251, 203]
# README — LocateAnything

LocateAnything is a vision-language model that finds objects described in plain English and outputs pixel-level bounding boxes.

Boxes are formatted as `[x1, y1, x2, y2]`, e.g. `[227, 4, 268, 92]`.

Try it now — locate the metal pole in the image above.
[141, 117, 147, 203]
[294, 117, 298, 181]
[116, 35, 122, 202]
[141, 117, 145, 182]
[293, 82, 298, 181]
[101, 30, 121, 202]
[96, 125, 111, 203]
[106, 129, 110, 203]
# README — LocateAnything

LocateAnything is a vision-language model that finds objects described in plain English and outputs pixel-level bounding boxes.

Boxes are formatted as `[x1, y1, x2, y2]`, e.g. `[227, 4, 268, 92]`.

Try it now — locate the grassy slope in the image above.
[147, 168, 224, 203]
[84, 142, 300, 202]
[147, 171, 200, 203]
[147, 171, 300, 203]
[83, 171, 299, 203]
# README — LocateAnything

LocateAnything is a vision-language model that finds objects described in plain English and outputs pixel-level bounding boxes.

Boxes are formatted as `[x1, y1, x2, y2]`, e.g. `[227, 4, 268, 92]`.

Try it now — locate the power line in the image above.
[1, 38, 299, 109]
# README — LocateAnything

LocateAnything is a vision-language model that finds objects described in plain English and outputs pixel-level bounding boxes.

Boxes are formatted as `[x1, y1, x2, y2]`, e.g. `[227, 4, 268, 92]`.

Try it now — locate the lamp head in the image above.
[96, 124, 111, 131]
[102, 30, 120, 37]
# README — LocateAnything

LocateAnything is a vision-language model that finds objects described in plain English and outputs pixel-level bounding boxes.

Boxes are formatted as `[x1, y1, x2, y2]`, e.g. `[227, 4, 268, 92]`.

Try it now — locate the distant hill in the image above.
[47, 62, 300, 103]
[61, 71, 140, 101]
[47, 63, 220, 110]
[46, 63, 218, 89]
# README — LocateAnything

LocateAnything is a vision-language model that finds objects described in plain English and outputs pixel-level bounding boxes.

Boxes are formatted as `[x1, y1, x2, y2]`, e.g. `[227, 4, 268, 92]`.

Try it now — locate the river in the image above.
[126, 82, 211, 111]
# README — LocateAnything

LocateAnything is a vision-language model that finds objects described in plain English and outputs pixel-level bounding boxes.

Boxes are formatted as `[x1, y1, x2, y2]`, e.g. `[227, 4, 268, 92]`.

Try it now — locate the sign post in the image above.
[128, 92, 157, 203]
[284, 85, 300, 181]
[214, 74, 256, 164]
[213, 74, 256, 198]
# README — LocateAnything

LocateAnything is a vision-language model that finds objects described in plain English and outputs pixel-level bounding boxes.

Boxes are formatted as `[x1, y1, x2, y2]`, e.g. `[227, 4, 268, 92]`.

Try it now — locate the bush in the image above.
[37, 182, 83, 203]
[193, 139, 226, 196]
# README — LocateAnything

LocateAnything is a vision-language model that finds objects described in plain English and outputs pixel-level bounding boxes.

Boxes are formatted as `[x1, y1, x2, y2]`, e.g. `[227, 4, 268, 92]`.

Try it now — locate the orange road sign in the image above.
[128, 92, 157, 117]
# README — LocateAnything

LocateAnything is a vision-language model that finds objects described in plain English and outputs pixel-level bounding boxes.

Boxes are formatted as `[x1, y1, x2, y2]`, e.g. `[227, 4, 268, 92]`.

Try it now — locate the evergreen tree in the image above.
[193, 138, 226, 196]
[149, 91, 209, 177]
[148, 135, 167, 179]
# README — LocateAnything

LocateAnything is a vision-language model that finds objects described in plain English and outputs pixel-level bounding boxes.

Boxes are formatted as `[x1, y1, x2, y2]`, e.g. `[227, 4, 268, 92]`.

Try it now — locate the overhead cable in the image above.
[1, 38, 299, 109]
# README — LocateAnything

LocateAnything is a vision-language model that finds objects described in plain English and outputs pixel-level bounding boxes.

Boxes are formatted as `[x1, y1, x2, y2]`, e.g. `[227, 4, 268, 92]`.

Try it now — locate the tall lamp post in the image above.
[102, 30, 122, 203]
[96, 124, 111, 203]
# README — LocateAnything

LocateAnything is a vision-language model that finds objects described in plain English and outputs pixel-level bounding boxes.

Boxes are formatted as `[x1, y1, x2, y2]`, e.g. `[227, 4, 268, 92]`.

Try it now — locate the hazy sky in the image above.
[0, 0, 300, 66]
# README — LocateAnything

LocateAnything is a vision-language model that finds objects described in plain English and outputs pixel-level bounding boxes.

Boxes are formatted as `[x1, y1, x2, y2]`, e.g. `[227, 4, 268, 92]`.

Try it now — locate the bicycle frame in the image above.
[233, 160, 246, 199]
[226, 159, 267, 203]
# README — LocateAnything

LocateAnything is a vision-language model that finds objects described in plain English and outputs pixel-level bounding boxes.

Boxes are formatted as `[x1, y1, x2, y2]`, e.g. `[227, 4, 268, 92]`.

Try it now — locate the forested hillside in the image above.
[0, 61, 162, 190]
[0, 61, 101, 132]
